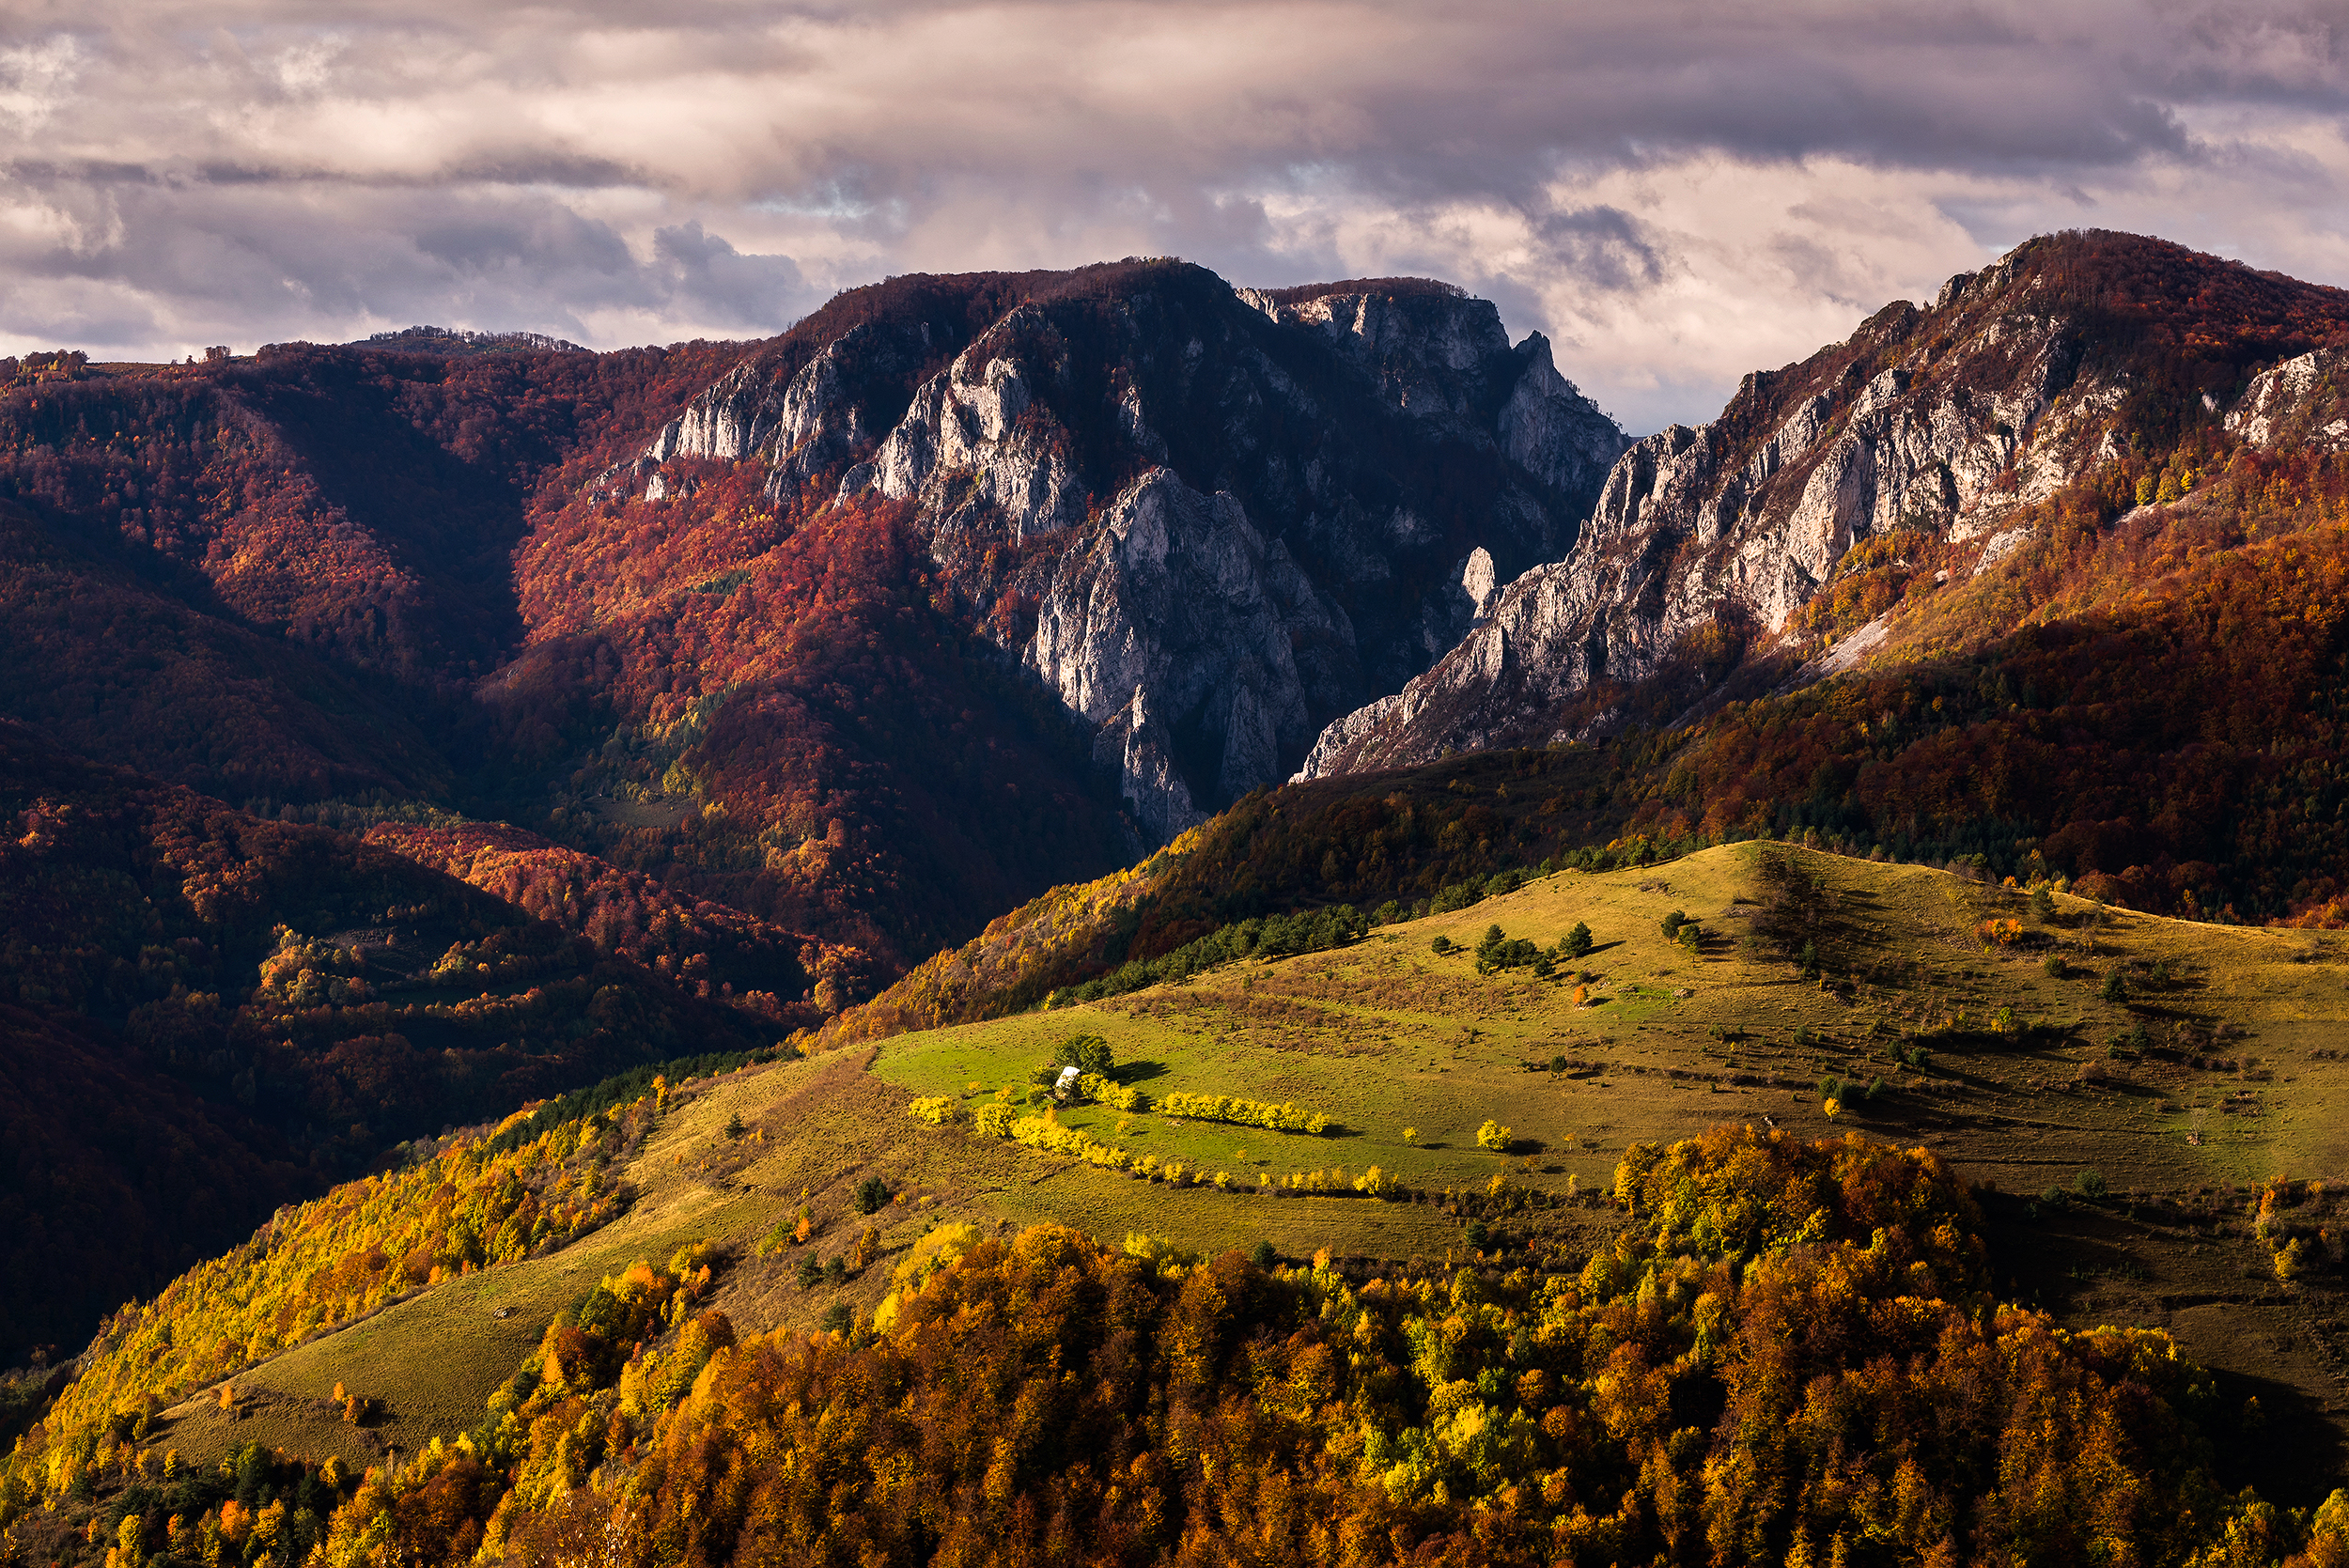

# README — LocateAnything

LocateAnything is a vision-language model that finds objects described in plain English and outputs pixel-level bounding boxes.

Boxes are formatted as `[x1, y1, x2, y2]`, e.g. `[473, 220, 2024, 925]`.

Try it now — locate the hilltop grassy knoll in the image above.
[881, 840, 2349, 1192]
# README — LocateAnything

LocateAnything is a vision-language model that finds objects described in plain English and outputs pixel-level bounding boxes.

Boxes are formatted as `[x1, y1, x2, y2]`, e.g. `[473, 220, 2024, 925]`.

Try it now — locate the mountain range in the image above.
[6, 226, 2349, 1375]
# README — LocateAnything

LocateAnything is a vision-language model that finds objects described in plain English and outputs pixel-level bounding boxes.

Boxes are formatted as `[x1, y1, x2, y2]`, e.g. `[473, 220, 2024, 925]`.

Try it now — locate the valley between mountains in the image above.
[12, 228, 2349, 1566]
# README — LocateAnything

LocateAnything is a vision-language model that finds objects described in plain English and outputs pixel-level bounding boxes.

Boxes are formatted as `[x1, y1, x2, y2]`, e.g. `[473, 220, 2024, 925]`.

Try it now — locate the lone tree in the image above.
[854, 1175, 892, 1215]
[1563, 922, 1594, 958]
[1050, 1034, 1116, 1078]
[2102, 970, 2128, 1004]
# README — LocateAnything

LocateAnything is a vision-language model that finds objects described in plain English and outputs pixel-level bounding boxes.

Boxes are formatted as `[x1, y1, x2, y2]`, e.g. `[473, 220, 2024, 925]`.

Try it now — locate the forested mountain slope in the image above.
[1298, 231, 2349, 926]
[0, 724, 774, 1365]
[0, 263, 1620, 984]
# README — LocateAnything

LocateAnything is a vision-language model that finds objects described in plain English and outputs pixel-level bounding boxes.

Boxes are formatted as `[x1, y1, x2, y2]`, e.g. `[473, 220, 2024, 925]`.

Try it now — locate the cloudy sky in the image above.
[4, 2, 2345, 431]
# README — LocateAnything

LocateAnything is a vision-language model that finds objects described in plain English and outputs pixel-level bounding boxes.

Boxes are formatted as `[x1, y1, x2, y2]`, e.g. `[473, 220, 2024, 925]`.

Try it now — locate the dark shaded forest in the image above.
[0, 723, 770, 1364]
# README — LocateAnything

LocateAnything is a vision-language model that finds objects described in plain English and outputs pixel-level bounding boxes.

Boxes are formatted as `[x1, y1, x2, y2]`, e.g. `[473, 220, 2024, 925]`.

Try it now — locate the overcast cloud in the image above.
[3, 1, 2344, 429]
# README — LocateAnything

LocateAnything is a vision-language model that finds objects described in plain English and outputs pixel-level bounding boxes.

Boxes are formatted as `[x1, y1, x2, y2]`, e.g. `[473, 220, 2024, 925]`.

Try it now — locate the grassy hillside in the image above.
[16, 843, 2349, 1568]
[811, 742, 1648, 1049]
[876, 842, 2349, 1210]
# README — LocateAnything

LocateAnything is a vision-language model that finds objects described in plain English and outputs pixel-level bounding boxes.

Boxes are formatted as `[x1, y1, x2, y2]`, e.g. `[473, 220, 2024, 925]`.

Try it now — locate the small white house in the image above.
[1053, 1065, 1082, 1100]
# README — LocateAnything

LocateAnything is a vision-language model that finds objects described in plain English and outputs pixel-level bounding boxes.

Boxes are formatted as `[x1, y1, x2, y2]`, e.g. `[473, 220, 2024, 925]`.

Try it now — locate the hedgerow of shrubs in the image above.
[945, 1101, 1394, 1199]
[1159, 1092, 1332, 1135]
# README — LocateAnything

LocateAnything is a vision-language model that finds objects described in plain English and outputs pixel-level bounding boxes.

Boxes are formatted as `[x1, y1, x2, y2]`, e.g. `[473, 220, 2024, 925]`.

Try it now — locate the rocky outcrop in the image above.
[1500, 336, 1632, 504]
[644, 319, 943, 491]
[1296, 236, 2316, 779]
[2227, 349, 2349, 452]
[1026, 471, 1340, 838]
[620, 261, 1626, 837]
[850, 307, 1090, 542]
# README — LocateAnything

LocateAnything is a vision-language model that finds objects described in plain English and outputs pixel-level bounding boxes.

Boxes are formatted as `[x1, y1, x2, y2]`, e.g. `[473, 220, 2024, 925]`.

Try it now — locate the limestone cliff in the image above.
[2227, 348, 2349, 453]
[1298, 232, 2349, 779]
[615, 262, 1626, 836]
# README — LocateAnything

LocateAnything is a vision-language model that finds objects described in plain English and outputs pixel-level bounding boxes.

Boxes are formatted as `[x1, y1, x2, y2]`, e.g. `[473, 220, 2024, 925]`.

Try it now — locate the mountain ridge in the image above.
[1299, 229, 2349, 776]
[619, 258, 1627, 836]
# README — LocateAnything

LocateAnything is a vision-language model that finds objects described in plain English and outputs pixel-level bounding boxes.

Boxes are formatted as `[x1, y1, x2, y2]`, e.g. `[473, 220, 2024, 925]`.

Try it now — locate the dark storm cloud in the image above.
[0, 2, 2343, 426]
[1531, 208, 1664, 296]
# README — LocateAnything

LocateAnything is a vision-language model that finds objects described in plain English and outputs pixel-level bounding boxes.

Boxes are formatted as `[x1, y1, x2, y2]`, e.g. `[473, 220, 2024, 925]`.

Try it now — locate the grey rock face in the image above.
[1500, 334, 1633, 504]
[1241, 287, 1503, 421]
[622, 262, 1626, 838]
[2228, 349, 2349, 452]
[1295, 256, 2172, 779]
[856, 309, 1089, 543]
[1030, 470, 1336, 836]
[645, 319, 943, 494]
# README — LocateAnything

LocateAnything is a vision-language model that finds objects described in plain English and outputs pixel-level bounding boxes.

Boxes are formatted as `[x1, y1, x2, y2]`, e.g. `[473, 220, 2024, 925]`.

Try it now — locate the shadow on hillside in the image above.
[2205, 1364, 2347, 1508]
[1981, 1189, 2349, 1507]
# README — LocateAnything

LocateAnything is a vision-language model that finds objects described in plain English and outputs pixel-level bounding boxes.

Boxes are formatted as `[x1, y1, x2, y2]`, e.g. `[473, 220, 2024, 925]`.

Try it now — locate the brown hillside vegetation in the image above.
[0, 724, 771, 1364]
[0, 321, 1131, 976]
[483, 493, 1131, 971]
[0, 499, 452, 805]
[361, 821, 854, 1026]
